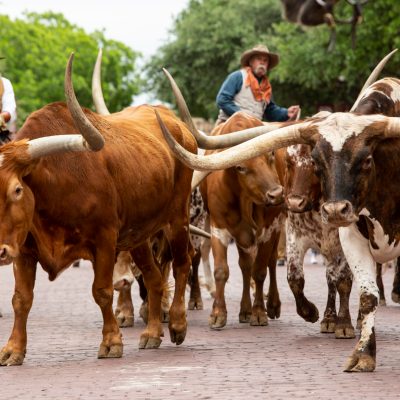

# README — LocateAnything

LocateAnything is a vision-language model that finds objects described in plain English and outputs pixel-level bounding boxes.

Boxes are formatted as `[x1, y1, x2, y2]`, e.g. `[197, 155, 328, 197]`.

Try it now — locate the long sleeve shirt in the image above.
[216, 70, 289, 122]
[1, 77, 17, 131]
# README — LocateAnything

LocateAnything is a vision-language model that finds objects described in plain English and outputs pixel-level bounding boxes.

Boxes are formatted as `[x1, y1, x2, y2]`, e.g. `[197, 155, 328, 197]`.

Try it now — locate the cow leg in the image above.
[237, 247, 253, 323]
[334, 262, 355, 339]
[131, 242, 163, 349]
[201, 217, 216, 297]
[0, 256, 37, 366]
[376, 263, 386, 306]
[168, 225, 192, 345]
[160, 261, 171, 322]
[391, 258, 400, 303]
[286, 222, 319, 323]
[188, 249, 203, 310]
[115, 286, 134, 328]
[320, 260, 337, 333]
[339, 225, 377, 372]
[93, 240, 123, 359]
[265, 232, 281, 319]
[209, 235, 229, 329]
[113, 251, 135, 327]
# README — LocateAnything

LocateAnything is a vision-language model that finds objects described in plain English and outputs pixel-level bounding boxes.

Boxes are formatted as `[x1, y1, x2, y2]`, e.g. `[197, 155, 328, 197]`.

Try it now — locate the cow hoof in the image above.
[138, 334, 162, 349]
[297, 301, 319, 323]
[209, 314, 227, 330]
[250, 310, 268, 326]
[139, 302, 149, 324]
[344, 353, 375, 372]
[267, 301, 281, 319]
[391, 291, 400, 304]
[169, 325, 187, 345]
[98, 343, 123, 358]
[188, 298, 203, 310]
[335, 325, 355, 339]
[379, 298, 387, 306]
[0, 349, 25, 366]
[116, 314, 134, 328]
[239, 311, 251, 323]
[320, 319, 335, 333]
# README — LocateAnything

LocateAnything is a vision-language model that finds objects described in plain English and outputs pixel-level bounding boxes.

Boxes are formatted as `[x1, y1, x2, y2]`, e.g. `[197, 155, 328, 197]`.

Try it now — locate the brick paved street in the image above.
[0, 248, 399, 400]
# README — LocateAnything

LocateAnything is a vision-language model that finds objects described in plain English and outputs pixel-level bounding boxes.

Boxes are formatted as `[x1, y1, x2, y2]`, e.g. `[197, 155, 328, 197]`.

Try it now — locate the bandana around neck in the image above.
[244, 66, 272, 103]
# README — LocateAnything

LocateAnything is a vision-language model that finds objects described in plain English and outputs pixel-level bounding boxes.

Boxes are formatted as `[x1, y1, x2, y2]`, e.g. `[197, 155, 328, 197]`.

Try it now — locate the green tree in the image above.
[145, 0, 400, 119]
[0, 12, 141, 126]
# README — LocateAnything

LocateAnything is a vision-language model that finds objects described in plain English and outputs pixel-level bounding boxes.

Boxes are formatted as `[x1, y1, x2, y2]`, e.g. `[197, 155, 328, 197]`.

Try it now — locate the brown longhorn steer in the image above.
[285, 144, 355, 338]
[158, 74, 400, 372]
[0, 55, 197, 366]
[199, 112, 285, 329]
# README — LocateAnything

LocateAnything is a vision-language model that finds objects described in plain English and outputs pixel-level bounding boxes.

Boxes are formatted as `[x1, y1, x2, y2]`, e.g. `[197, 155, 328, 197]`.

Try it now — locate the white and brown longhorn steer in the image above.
[285, 144, 355, 338]
[157, 60, 400, 371]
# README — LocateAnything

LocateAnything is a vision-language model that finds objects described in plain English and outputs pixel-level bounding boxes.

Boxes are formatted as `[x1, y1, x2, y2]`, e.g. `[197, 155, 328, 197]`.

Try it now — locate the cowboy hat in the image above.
[240, 44, 279, 70]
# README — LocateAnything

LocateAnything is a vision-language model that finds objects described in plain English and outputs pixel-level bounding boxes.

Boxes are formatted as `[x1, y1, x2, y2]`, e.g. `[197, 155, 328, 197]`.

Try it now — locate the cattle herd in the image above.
[0, 48, 399, 376]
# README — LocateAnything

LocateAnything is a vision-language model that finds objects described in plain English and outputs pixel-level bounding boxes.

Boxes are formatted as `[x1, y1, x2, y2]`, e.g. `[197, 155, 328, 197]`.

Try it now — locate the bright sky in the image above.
[2, 0, 189, 103]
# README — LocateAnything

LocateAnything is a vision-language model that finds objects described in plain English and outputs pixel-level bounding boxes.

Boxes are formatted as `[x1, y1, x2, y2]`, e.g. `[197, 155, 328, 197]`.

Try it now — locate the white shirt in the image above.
[1, 77, 17, 132]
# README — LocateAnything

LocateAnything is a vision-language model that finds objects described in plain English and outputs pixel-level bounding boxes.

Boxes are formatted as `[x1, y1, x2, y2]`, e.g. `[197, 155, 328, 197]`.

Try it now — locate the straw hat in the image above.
[240, 44, 279, 70]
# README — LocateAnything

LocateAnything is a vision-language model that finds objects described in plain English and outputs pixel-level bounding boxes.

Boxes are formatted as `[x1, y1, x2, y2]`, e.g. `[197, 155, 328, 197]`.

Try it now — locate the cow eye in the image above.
[236, 165, 248, 174]
[15, 185, 23, 199]
[362, 155, 373, 170]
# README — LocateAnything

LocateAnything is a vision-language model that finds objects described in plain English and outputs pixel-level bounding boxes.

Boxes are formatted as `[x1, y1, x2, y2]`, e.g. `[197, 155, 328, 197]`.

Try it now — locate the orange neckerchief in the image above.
[244, 66, 272, 103]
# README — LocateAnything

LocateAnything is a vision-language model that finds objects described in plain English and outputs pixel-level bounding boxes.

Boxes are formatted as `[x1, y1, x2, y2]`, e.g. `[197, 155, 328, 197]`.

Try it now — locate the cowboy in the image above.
[216, 44, 300, 124]
[0, 56, 17, 143]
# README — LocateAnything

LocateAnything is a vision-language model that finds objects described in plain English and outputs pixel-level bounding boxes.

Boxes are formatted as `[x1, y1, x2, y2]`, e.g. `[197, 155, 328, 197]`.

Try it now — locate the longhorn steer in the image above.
[198, 112, 285, 329]
[156, 54, 400, 371]
[0, 55, 197, 366]
[285, 144, 355, 338]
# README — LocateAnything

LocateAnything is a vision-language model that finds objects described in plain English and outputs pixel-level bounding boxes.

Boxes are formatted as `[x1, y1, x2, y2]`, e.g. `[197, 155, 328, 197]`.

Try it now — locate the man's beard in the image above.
[254, 66, 267, 76]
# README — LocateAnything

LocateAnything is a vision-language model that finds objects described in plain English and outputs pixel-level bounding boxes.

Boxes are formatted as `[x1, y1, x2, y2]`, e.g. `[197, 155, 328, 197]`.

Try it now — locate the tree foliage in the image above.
[145, 0, 400, 119]
[0, 12, 141, 126]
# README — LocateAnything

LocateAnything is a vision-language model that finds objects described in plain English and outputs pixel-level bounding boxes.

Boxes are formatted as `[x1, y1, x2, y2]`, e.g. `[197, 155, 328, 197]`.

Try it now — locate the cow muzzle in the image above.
[320, 200, 358, 227]
[266, 185, 284, 206]
[0, 244, 15, 266]
[286, 195, 311, 213]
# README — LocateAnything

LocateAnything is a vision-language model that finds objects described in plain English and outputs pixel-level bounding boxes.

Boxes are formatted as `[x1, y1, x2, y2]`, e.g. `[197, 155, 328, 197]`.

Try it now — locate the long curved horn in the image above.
[92, 49, 110, 115]
[28, 53, 105, 159]
[189, 224, 211, 239]
[156, 109, 311, 171]
[351, 49, 397, 111]
[163, 68, 288, 149]
[191, 170, 212, 189]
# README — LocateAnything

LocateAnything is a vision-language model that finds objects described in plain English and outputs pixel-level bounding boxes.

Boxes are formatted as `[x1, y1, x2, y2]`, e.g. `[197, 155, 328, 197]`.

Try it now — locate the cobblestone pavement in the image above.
[0, 248, 399, 400]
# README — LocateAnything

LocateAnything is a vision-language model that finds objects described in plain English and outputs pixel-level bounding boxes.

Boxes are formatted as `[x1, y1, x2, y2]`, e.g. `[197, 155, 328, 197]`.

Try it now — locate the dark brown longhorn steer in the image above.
[196, 111, 286, 329]
[280, 0, 368, 50]
[156, 57, 400, 371]
[0, 55, 197, 366]
[285, 144, 355, 338]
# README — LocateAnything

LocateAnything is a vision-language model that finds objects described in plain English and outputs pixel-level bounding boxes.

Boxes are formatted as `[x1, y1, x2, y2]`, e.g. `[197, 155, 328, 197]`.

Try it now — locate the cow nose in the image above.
[287, 195, 306, 212]
[321, 200, 354, 225]
[266, 186, 284, 205]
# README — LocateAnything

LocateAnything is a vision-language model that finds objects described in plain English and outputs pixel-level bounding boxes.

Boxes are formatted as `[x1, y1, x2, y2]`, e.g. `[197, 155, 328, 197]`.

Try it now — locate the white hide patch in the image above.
[211, 226, 232, 248]
[338, 223, 379, 298]
[362, 78, 400, 103]
[359, 208, 400, 264]
[0, 154, 4, 168]
[286, 145, 313, 167]
[315, 113, 387, 151]
[258, 214, 285, 244]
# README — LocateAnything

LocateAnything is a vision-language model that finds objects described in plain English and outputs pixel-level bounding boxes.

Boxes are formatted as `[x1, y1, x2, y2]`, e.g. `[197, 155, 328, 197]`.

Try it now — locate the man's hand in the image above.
[287, 105, 301, 121]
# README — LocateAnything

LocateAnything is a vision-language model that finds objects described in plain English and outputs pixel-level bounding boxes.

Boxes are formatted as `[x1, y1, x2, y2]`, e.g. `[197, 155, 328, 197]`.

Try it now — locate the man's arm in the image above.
[263, 100, 289, 122]
[216, 71, 243, 117]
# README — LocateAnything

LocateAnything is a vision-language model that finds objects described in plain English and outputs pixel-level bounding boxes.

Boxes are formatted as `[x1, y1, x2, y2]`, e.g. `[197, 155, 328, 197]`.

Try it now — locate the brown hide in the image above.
[8, 102, 195, 273]
[201, 112, 286, 329]
[0, 101, 197, 365]
[285, 144, 321, 212]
